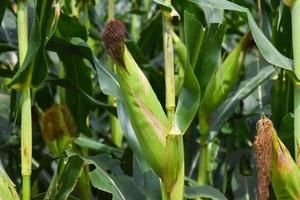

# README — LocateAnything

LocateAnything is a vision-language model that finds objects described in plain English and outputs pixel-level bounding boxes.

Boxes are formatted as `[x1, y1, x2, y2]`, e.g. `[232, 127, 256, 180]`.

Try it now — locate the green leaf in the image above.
[184, 10, 226, 96]
[174, 52, 200, 134]
[44, 156, 85, 200]
[47, 78, 116, 115]
[0, 161, 19, 200]
[8, 15, 41, 89]
[185, 185, 227, 200]
[278, 113, 294, 158]
[189, 0, 297, 80]
[86, 155, 146, 200]
[74, 135, 121, 154]
[211, 66, 276, 135]
[200, 33, 249, 115]
[194, 23, 227, 95]
[56, 13, 88, 41]
[32, 193, 79, 200]
[8, 0, 60, 89]
[138, 12, 162, 59]
[172, 12, 202, 135]
[0, 43, 16, 53]
[184, 11, 205, 71]
[0, 0, 9, 25]
[59, 55, 92, 136]
[95, 58, 120, 98]
[0, 63, 14, 78]
[153, 0, 173, 11]
[47, 37, 120, 98]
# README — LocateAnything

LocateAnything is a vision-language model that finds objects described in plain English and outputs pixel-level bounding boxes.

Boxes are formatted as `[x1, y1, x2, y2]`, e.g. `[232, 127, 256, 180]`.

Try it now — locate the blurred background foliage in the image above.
[0, 0, 296, 199]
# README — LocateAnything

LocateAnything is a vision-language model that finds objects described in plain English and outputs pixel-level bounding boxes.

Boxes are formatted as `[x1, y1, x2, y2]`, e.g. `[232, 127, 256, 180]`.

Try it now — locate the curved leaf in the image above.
[0, 0, 9, 25]
[0, 161, 19, 200]
[8, 0, 60, 89]
[189, 0, 297, 80]
[47, 78, 116, 114]
[7, 15, 41, 89]
[210, 65, 276, 137]
[185, 185, 227, 200]
[86, 155, 146, 200]
[47, 37, 120, 98]
[45, 156, 85, 200]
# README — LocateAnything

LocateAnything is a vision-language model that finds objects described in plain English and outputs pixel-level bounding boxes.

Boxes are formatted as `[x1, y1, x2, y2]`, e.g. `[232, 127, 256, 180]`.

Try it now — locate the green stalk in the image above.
[17, 1, 31, 199]
[292, 0, 300, 165]
[108, 0, 114, 21]
[197, 111, 211, 185]
[161, 2, 184, 200]
[162, 3, 175, 121]
[197, 143, 210, 185]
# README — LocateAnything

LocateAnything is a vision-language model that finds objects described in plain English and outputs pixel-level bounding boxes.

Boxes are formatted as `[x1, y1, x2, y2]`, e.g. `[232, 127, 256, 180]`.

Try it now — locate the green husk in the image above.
[199, 33, 250, 117]
[162, 134, 184, 200]
[283, 0, 295, 7]
[117, 47, 169, 176]
[254, 117, 300, 200]
[108, 96, 123, 148]
[197, 33, 250, 185]
[0, 161, 19, 200]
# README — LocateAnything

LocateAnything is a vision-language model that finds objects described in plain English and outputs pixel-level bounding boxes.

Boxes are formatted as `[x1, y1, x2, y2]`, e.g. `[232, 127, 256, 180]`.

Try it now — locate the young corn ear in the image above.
[199, 33, 250, 135]
[103, 20, 169, 177]
[254, 117, 300, 200]
[41, 105, 77, 156]
[0, 161, 19, 200]
[200, 33, 250, 115]
[162, 134, 184, 200]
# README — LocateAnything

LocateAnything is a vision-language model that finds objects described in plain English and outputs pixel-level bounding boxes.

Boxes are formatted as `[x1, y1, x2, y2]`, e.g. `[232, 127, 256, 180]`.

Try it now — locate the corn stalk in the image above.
[17, 0, 32, 199]
[161, 2, 184, 199]
[291, 0, 300, 165]
[162, 2, 175, 121]
[197, 34, 249, 185]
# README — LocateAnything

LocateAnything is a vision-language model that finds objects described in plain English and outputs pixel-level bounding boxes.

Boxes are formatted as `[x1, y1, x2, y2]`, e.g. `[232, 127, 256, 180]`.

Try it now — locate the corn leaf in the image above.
[86, 154, 146, 200]
[0, 161, 19, 200]
[44, 156, 85, 200]
[8, 0, 60, 89]
[185, 185, 227, 200]
[0, 0, 9, 25]
[211, 65, 276, 136]
[189, 0, 298, 81]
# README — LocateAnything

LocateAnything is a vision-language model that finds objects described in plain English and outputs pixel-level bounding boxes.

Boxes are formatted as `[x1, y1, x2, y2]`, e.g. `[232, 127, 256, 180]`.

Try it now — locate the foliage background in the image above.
[0, 0, 295, 199]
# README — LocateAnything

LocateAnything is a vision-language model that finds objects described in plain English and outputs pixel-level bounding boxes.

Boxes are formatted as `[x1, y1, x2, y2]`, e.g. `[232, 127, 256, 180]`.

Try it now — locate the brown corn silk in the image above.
[41, 105, 77, 155]
[254, 117, 300, 200]
[253, 118, 273, 200]
[102, 20, 126, 66]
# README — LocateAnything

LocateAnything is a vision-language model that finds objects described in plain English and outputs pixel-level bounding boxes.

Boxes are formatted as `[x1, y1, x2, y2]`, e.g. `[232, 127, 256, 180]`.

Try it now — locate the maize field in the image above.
[0, 0, 300, 199]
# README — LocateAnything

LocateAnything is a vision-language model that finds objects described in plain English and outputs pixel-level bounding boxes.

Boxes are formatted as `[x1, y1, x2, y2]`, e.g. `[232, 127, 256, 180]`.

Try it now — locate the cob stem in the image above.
[108, 0, 114, 21]
[197, 111, 211, 185]
[17, 0, 32, 199]
[197, 143, 210, 185]
[162, 2, 175, 121]
[161, 2, 184, 200]
[292, 0, 300, 165]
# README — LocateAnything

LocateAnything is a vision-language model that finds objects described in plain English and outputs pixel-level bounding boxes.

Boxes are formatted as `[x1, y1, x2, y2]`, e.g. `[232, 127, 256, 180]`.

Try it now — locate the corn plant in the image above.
[1, 0, 300, 199]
